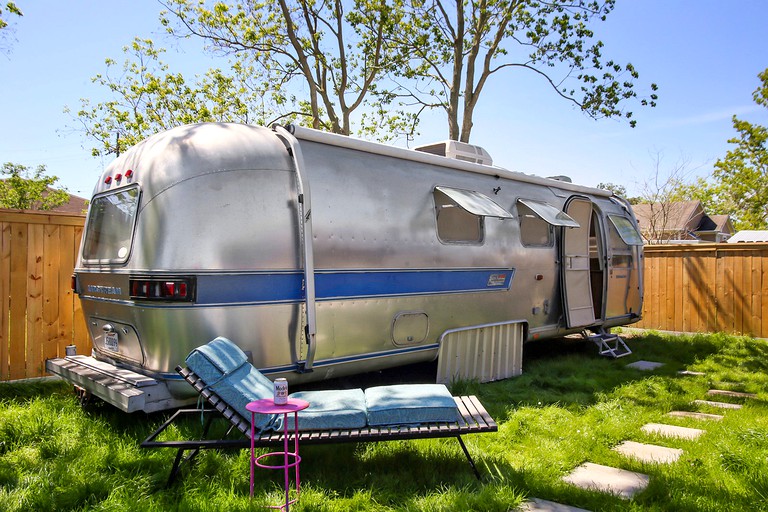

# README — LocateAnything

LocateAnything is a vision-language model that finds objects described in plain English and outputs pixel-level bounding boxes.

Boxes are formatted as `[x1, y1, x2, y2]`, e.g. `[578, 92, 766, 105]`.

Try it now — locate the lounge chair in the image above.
[141, 337, 498, 485]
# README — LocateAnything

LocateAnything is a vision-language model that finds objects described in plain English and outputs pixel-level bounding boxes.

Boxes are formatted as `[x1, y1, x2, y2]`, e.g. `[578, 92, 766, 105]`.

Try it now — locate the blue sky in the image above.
[1, 0, 767, 198]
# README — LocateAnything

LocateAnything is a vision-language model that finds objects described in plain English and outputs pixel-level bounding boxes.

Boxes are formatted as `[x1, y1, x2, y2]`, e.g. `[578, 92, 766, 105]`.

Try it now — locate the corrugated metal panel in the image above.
[436, 322, 524, 384]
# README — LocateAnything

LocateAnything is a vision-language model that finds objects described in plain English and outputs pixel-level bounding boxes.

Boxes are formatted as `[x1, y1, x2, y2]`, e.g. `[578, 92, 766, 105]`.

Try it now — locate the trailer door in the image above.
[562, 197, 596, 328]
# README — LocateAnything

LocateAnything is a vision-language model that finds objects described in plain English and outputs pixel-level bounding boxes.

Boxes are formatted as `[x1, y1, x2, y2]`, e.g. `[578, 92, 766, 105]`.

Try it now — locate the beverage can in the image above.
[273, 378, 288, 405]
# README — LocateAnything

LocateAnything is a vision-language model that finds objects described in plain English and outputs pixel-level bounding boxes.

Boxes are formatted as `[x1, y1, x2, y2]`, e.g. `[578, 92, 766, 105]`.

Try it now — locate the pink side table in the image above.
[246, 398, 310, 511]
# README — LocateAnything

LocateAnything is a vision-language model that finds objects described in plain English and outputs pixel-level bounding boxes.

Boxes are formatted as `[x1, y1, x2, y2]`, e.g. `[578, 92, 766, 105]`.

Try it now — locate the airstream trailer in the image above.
[46, 123, 644, 413]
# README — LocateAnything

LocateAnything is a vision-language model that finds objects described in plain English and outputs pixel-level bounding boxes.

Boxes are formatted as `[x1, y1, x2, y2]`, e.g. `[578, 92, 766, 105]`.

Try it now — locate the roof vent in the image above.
[547, 175, 572, 183]
[414, 140, 493, 166]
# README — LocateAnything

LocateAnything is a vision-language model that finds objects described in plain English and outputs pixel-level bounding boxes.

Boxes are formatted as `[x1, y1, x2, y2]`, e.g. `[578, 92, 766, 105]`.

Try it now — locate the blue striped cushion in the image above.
[185, 337, 277, 431]
[365, 384, 459, 426]
[286, 389, 367, 431]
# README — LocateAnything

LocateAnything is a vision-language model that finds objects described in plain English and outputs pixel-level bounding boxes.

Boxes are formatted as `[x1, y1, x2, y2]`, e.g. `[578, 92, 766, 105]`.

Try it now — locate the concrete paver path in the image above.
[693, 399, 743, 410]
[519, 498, 592, 512]
[667, 411, 723, 421]
[707, 389, 757, 399]
[613, 440, 683, 464]
[641, 423, 705, 440]
[563, 462, 649, 499]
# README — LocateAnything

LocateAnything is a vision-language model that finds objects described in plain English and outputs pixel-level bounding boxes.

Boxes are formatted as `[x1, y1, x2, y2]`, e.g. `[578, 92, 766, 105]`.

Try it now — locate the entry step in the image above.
[582, 329, 632, 358]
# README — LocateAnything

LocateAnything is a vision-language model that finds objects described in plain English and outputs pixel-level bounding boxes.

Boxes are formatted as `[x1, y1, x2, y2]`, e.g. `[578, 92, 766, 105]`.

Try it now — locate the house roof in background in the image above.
[708, 215, 735, 235]
[51, 192, 88, 214]
[727, 230, 768, 243]
[632, 200, 703, 233]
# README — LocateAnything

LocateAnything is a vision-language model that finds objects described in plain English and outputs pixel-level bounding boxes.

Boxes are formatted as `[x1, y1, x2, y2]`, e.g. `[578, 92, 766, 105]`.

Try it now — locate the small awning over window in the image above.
[517, 199, 580, 228]
[435, 186, 513, 219]
[609, 215, 644, 245]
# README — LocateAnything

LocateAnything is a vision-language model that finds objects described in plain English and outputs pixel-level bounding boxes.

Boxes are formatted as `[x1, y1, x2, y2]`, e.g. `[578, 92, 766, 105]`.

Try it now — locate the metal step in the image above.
[46, 356, 192, 413]
[582, 329, 632, 358]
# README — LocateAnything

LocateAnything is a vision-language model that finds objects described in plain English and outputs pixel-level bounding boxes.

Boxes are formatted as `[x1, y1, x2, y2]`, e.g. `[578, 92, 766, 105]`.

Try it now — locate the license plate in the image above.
[105, 332, 119, 352]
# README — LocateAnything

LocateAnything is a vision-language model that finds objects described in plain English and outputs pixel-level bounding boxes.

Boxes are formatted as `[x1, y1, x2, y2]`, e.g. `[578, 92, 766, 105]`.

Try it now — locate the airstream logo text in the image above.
[487, 273, 507, 287]
[87, 285, 123, 295]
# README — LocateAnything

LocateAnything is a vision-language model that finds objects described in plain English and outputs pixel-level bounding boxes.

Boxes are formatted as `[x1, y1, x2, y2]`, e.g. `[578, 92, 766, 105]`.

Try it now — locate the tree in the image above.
[0, 162, 70, 211]
[707, 68, 768, 230]
[0, 1, 23, 53]
[632, 152, 697, 243]
[389, 0, 658, 141]
[159, 0, 416, 140]
[0, 1, 21, 30]
[596, 181, 641, 204]
[69, 38, 286, 157]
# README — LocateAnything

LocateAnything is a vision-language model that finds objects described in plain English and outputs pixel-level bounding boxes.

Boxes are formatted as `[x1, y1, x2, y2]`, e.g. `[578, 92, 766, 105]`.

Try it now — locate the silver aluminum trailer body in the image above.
[46, 123, 644, 412]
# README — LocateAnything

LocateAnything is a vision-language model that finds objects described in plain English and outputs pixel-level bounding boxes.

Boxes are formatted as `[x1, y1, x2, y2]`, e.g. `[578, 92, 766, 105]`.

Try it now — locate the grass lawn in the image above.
[1, 330, 767, 511]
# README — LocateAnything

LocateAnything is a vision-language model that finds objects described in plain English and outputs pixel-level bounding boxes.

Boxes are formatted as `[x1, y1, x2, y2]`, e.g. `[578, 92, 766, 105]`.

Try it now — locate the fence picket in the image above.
[1, 211, 85, 380]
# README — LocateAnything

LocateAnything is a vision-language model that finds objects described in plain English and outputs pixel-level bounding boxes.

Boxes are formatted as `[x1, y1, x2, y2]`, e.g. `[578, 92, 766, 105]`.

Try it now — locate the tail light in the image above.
[129, 276, 196, 302]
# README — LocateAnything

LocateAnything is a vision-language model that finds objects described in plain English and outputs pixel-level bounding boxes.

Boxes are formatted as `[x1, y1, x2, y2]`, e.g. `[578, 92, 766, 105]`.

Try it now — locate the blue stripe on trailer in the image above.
[196, 268, 514, 305]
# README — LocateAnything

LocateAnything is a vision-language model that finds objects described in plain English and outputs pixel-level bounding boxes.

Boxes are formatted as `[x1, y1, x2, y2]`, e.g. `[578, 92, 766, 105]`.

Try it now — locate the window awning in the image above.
[435, 186, 513, 219]
[517, 199, 580, 227]
[609, 215, 644, 245]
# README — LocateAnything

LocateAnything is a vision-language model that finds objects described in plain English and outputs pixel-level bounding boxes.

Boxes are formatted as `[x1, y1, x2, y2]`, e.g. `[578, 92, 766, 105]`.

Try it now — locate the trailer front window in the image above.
[608, 215, 643, 246]
[82, 186, 140, 264]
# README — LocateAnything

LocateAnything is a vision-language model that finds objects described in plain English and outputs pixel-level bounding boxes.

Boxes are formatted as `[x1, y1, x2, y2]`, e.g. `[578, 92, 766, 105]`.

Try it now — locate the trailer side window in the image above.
[433, 186, 513, 244]
[434, 189, 483, 243]
[82, 186, 140, 264]
[518, 202, 553, 247]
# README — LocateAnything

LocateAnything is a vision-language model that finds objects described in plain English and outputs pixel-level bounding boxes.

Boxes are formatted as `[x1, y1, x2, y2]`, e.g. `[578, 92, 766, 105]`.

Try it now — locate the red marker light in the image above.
[104, 176, 112, 184]
[115, 173, 123, 181]
[125, 169, 134, 179]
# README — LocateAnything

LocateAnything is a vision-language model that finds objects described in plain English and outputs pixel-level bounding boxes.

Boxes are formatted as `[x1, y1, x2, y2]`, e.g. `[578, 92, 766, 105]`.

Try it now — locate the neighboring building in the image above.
[727, 230, 768, 243]
[0, 182, 88, 214]
[631, 200, 735, 244]
[50, 192, 88, 214]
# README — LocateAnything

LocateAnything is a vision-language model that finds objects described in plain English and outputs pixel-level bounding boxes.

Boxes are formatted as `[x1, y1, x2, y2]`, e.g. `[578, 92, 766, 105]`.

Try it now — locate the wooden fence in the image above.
[2, 211, 768, 381]
[635, 243, 768, 337]
[1, 210, 87, 381]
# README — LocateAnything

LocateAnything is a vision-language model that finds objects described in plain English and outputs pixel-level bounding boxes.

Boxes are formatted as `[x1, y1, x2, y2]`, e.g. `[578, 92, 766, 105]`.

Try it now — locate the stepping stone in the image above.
[563, 462, 649, 499]
[641, 423, 705, 440]
[626, 360, 664, 371]
[693, 399, 743, 410]
[678, 370, 705, 376]
[613, 441, 683, 464]
[520, 498, 591, 511]
[707, 389, 757, 399]
[667, 411, 724, 421]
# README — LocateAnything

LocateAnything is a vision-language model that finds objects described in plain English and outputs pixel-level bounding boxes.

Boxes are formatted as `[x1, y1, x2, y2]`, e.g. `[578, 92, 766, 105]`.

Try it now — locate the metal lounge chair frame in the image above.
[141, 366, 498, 485]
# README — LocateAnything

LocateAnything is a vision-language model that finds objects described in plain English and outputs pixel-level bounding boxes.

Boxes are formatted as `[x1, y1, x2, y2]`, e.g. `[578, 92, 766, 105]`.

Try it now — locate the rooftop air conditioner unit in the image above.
[414, 140, 493, 166]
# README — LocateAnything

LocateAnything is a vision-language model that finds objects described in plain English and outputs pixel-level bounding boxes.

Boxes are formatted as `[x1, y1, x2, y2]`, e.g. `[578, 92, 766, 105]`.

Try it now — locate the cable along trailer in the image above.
[46, 123, 644, 413]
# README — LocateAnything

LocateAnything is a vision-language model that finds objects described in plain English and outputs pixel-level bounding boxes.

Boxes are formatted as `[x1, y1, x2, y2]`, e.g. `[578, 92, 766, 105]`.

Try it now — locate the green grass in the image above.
[1, 331, 767, 511]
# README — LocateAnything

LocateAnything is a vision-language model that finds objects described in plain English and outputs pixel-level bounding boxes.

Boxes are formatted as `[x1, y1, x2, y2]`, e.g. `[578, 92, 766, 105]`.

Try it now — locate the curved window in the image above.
[82, 186, 140, 264]
[608, 215, 644, 246]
